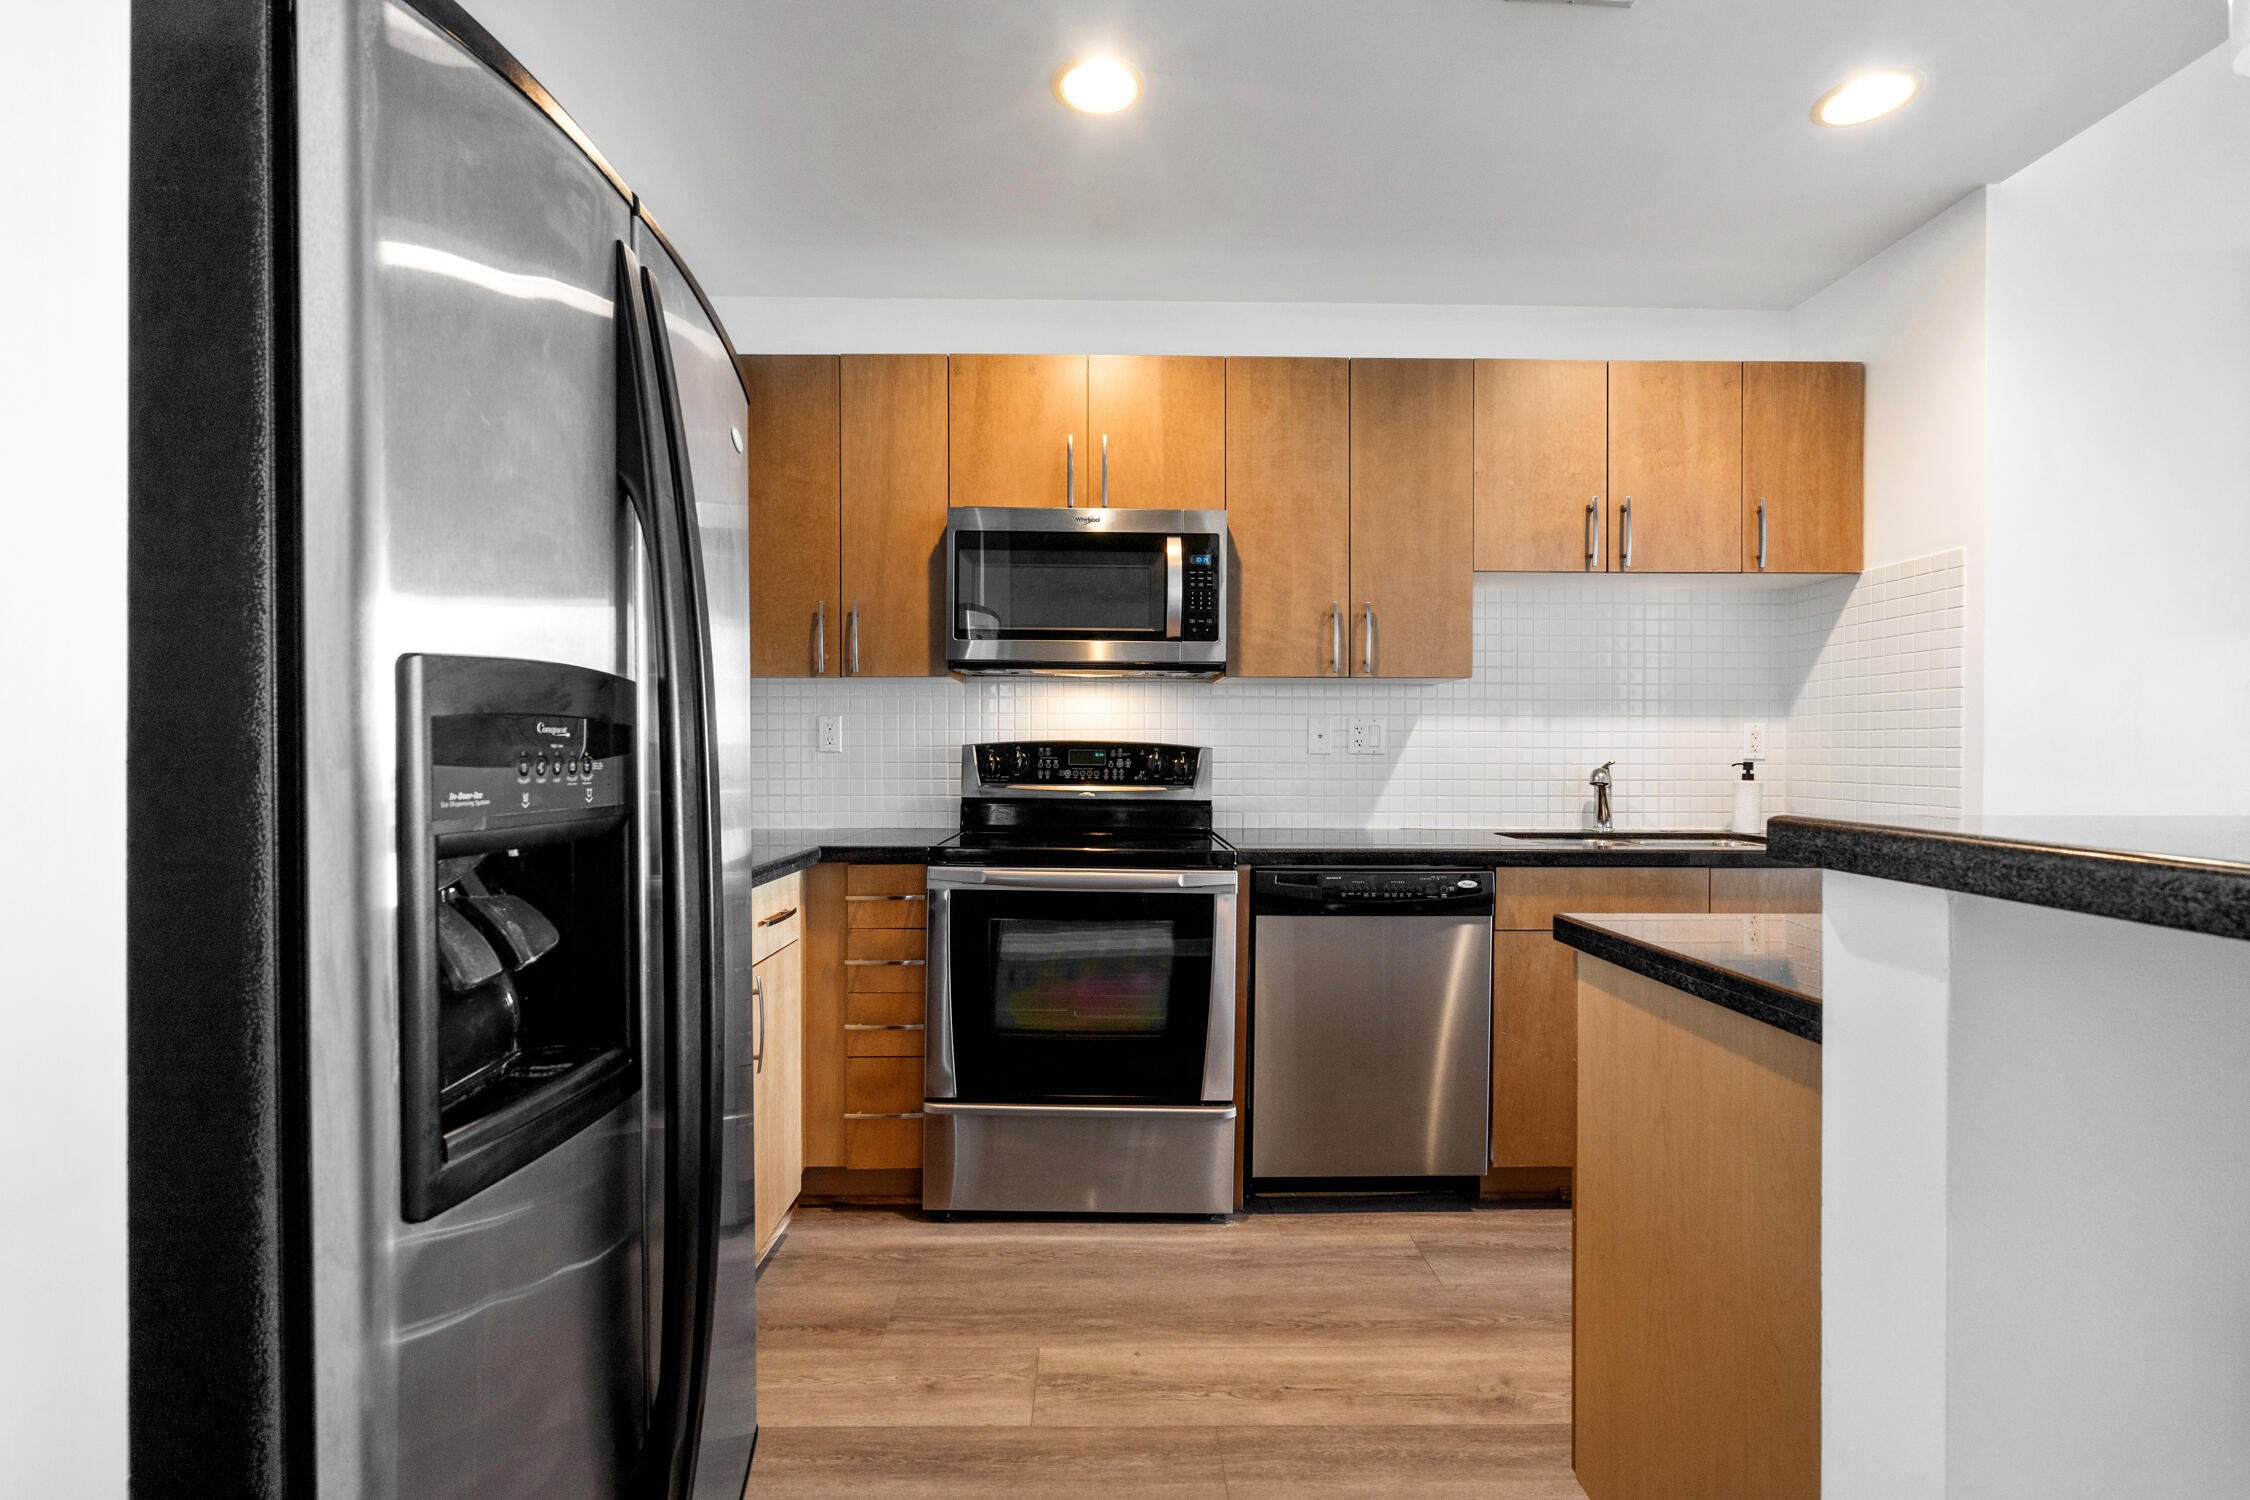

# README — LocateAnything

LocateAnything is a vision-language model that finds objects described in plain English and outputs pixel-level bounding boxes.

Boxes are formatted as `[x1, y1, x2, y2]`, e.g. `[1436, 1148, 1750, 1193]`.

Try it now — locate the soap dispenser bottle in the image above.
[1729, 760, 1763, 835]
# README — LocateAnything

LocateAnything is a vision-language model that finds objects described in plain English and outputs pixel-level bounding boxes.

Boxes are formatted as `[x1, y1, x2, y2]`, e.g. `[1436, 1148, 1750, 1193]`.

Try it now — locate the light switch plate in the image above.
[1306, 720, 1335, 755]
[818, 715, 844, 753]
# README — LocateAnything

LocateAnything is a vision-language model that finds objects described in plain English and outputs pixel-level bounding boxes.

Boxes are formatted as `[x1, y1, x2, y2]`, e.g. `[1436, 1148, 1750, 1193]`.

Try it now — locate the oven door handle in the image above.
[924, 1102, 1238, 1121]
[928, 868, 1237, 892]
[1165, 535, 1184, 640]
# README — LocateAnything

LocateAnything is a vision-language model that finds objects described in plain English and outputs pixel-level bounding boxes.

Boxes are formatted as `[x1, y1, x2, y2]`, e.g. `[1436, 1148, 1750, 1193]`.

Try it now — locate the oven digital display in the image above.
[989, 920, 1173, 1035]
[1066, 749, 1108, 767]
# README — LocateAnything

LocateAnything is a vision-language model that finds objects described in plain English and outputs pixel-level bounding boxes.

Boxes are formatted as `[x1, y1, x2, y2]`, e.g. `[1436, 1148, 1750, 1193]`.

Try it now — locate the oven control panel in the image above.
[973, 741, 1203, 788]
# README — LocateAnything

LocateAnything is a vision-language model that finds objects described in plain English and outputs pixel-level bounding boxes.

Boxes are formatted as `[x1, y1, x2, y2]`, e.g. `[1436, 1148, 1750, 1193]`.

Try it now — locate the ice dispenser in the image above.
[397, 654, 640, 1221]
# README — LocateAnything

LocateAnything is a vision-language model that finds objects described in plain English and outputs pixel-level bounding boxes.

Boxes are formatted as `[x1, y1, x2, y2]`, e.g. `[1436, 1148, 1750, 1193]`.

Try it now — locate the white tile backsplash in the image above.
[751, 555, 1967, 833]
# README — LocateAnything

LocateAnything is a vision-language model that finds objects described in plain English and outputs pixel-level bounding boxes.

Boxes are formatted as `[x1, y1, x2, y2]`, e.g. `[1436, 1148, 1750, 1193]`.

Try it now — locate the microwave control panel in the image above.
[1181, 535, 1221, 642]
[974, 741, 1203, 788]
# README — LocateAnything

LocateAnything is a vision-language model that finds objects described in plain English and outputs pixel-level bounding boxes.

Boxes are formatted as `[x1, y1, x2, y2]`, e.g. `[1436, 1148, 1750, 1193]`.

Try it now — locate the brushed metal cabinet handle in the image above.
[1585, 500, 1597, 571]
[843, 958, 927, 967]
[756, 907, 798, 927]
[844, 1024, 927, 1032]
[1621, 497, 1634, 570]
[1757, 498, 1768, 571]
[1065, 433, 1075, 507]
[813, 600, 826, 676]
[847, 601, 861, 674]
[751, 975, 766, 1074]
[1362, 601, 1377, 677]
[1100, 432, 1109, 508]
[1330, 601, 1343, 676]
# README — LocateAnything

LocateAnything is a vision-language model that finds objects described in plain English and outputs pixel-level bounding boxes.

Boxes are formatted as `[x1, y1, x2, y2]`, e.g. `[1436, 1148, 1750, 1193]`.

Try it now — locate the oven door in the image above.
[927, 868, 1237, 1105]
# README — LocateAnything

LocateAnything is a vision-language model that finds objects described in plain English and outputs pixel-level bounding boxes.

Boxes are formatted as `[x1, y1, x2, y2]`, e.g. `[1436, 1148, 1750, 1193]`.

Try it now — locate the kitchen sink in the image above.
[1495, 832, 1766, 851]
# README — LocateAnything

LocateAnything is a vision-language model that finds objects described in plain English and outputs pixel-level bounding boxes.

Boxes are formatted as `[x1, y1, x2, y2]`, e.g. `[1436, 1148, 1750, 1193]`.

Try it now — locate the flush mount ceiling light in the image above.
[1813, 71, 1921, 126]
[1055, 57, 1142, 114]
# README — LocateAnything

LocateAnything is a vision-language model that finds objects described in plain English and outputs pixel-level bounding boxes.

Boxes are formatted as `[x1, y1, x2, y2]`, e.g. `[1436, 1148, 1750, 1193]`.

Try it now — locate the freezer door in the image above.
[295, 2, 654, 1495]
[636, 222, 760, 1500]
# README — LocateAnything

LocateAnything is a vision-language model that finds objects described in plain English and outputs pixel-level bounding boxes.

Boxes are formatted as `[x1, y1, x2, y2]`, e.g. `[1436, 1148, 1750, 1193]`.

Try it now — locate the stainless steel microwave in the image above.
[945, 507, 1230, 676]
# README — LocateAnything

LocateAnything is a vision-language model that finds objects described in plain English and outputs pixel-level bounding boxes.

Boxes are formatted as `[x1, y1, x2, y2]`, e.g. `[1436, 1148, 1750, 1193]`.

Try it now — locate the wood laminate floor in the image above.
[743, 1203, 1585, 1499]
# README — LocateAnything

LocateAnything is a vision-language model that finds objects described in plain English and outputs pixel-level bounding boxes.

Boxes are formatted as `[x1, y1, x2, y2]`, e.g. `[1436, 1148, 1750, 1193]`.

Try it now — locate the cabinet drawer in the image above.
[846, 865, 927, 897]
[845, 1116, 922, 1171]
[847, 923, 927, 994]
[846, 1024, 926, 1058]
[848, 893, 927, 930]
[1708, 867, 1821, 914]
[751, 872, 804, 962]
[847, 925, 925, 961]
[1494, 868, 1709, 930]
[848, 990, 924, 1027]
[845, 1055, 924, 1116]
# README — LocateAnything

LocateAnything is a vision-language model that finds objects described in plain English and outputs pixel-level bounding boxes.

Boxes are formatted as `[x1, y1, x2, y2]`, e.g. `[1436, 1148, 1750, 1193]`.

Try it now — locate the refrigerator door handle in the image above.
[613, 242, 719, 1500]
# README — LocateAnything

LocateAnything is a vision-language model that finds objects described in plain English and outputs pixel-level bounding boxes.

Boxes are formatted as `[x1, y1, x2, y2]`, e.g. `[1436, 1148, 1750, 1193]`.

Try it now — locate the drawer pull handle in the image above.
[756, 907, 798, 927]
[845, 1023, 925, 1031]
[845, 893, 927, 902]
[843, 1111, 926, 1120]
[845, 958, 926, 967]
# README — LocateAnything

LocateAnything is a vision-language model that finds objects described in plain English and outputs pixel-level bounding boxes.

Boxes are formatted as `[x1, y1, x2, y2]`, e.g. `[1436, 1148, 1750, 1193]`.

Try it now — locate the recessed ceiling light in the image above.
[1813, 71, 1921, 127]
[1055, 57, 1141, 115]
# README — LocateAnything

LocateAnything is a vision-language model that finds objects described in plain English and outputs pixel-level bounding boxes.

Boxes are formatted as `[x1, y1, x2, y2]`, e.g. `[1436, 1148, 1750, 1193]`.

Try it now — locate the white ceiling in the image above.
[474, 0, 2223, 310]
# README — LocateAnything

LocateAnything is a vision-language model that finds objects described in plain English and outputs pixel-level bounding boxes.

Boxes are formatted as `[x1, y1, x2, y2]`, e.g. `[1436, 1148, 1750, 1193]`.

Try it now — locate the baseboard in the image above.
[799, 1166, 922, 1202]
[1481, 1166, 1573, 1201]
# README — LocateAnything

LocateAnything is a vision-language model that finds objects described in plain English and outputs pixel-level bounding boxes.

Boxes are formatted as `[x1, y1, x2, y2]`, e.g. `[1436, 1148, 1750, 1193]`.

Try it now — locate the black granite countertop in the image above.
[1555, 912, 1823, 1043]
[1766, 815, 2250, 942]
[750, 827, 960, 886]
[1224, 829, 1791, 869]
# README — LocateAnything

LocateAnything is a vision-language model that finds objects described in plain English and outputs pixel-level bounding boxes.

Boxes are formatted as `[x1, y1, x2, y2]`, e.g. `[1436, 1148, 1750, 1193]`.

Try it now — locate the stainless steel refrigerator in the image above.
[127, 1, 760, 1495]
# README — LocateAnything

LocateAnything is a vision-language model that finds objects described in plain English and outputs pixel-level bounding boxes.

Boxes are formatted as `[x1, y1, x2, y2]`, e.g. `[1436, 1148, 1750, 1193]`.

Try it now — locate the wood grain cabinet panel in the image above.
[841, 354, 949, 675]
[799, 863, 848, 1169]
[948, 355, 1087, 508]
[1743, 361, 1864, 574]
[1708, 867, 1823, 914]
[1489, 866, 1710, 1170]
[741, 354, 841, 676]
[750, 940, 804, 1259]
[1087, 356, 1226, 509]
[1608, 361, 1743, 574]
[1348, 359, 1475, 678]
[1224, 358, 1352, 678]
[844, 1056, 925, 1171]
[1474, 360, 1610, 572]
[1574, 957, 1820, 1499]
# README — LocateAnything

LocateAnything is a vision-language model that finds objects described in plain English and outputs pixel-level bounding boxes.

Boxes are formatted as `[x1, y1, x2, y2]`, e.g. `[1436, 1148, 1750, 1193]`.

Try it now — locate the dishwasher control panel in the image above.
[1252, 868, 1494, 917]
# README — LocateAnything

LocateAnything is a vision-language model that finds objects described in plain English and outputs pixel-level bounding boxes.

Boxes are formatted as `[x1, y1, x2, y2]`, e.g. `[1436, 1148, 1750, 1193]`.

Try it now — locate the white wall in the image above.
[0, 2, 129, 1495]
[1984, 46, 2250, 814]
[1791, 191, 1988, 813]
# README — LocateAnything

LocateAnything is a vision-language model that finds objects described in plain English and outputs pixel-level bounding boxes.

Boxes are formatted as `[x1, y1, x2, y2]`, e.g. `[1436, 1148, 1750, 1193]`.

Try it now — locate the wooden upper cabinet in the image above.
[841, 355, 948, 675]
[740, 354, 841, 677]
[948, 355, 1086, 508]
[1348, 359, 1474, 678]
[1607, 361, 1742, 573]
[1474, 360, 1610, 572]
[1226, 358, 1350, 677]
[1743, 361, 1864, 573]
[1086, 356, 1226, 509]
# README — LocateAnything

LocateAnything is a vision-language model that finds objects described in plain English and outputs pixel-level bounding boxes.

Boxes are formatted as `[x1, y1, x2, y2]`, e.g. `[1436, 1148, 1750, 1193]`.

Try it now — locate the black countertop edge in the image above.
[1232, 845, 1788, 870]
[1765, 817, 2250, 943]
[1554, 915, 1823, 1045]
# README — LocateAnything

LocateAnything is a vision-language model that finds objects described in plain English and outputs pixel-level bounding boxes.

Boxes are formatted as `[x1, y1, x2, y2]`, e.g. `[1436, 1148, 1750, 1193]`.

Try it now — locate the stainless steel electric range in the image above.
[922, 741, 1238, 1217]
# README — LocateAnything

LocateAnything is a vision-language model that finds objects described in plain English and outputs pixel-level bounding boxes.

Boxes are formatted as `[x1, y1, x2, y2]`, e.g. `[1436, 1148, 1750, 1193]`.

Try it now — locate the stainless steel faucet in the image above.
[1590, 761, 1615, 832]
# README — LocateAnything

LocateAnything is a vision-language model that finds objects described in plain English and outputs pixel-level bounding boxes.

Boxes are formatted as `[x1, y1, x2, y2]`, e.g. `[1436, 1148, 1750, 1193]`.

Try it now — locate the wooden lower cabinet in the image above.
[799, 863, 930, 1181]
[1490, 867, 1711, 1172]
[1574, 954, 1820, 1498]
[1709, 866, 1822, 914]
[749, 936, 804, 1260]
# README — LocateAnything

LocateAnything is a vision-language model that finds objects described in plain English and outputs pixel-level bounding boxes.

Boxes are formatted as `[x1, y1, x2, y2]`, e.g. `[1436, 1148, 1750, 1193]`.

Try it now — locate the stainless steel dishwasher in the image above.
[1250, 869, 1495, 1188]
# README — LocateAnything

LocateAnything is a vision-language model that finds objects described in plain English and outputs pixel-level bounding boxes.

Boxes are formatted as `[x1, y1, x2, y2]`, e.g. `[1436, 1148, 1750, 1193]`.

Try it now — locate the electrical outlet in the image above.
[1347, 717, 1385, 754]
[1743, 721, 1766, 760]
[818, 715, 844, 753]
[1306, 720, 1335, 755]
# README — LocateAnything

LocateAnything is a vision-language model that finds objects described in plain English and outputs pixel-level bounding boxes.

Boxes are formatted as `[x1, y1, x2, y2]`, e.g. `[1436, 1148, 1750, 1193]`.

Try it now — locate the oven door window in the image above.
[955, 532, 1169, 641]
[947, 890, 1216, 1103]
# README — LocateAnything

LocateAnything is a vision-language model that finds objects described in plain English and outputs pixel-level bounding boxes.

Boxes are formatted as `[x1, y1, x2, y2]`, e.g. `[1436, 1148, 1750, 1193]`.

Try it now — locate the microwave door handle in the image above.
[1166, 536, 1184, 639]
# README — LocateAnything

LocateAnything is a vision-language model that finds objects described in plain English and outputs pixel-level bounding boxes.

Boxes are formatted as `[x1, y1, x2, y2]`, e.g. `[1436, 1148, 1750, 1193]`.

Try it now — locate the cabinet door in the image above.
[741, 355, 841, 676]
[948, 354, 1086, 508]
[1608, 361, 1743, 573]
[1743, 361, 1863, 574]
[841, 354, 948, 675]
[1347, 359, 1474, 678]
[1225, 358, 1351, 678]
[1474, 359, 1610, 572]
[751, 941, 803, 1258]
[1086, 355, 1226, 509]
